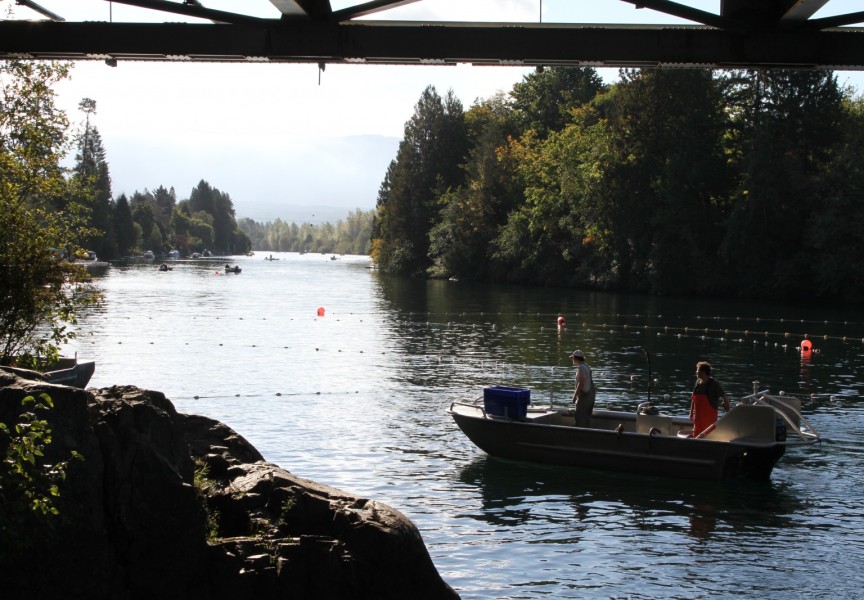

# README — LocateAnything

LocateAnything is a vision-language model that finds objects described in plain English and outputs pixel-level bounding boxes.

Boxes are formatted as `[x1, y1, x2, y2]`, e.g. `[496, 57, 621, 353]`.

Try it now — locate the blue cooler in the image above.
[483, 386, 531, 418]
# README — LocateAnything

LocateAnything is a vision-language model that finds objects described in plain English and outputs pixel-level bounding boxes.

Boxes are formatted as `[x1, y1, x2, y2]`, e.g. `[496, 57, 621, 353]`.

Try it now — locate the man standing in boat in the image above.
[690, 361, 730, 437]
[570, 350, 595, 427]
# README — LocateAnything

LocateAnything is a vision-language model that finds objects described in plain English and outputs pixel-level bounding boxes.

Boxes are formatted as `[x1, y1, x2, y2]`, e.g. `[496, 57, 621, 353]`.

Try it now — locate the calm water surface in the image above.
[69, 253, 864, 599]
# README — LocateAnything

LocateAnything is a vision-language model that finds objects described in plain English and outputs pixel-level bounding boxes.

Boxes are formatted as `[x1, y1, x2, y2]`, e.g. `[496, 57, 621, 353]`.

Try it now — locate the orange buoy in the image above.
[800, 339, 813, 353]
[557, 315, 566, 327]
[317, 307, 325, 317]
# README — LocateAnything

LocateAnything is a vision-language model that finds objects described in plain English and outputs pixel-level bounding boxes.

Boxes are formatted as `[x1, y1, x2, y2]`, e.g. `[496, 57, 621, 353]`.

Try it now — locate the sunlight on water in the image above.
[69, 253, 864, 599]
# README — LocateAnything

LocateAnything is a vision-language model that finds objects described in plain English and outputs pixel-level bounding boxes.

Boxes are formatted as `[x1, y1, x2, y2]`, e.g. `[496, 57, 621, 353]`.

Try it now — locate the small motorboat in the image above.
[449, 382, 820, 482]
[158, 263, 173, 272]
[1, 355, 96, 388]
[224, 264, 241, 274]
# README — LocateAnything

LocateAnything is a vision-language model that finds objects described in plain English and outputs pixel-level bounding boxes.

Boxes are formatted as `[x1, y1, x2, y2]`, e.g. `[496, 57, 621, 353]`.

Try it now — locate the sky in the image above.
[4, 1, 864, 223]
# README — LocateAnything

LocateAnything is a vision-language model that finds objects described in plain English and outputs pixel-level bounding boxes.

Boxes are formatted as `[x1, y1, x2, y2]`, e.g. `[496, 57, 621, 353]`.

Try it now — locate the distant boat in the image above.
[158, 263, 172, 272]
[167, 249, 180, 259]
[74, 250, 109, 273]
[330, 255, 338, 260]
[224, 264, 241, 274]
[143, 250, 155, 261]
[264, 254, 279, 261]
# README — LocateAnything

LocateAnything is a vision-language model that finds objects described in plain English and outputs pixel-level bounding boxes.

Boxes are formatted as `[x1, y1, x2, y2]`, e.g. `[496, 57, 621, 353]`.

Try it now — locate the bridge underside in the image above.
[3, 0, 864, 69]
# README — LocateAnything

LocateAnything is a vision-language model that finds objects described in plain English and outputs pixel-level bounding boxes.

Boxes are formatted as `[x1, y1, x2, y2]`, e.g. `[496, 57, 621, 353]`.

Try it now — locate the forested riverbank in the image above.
[10, 61, 864, 304]
[371, 68, 864, 306]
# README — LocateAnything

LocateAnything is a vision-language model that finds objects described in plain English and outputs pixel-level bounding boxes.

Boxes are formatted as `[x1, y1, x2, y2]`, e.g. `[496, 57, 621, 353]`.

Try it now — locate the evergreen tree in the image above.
[374, 86, 468, 275]
[113, 193, 136, 255]
[721, 70, 846, 300]
[511, 66, 606, 136]
[187, 180, 239, 254]
[804, 92, 864, 304]
[430, 93, 520, 279]
[72, 99, 115, 259]
[590, 69, 729, 294]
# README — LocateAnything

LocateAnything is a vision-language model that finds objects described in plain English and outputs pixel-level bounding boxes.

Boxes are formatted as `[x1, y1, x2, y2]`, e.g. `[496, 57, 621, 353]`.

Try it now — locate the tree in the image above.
[803, 91, 864, 303]
[373, 86, 468, 275]
[0, 60, 98, 366]
[430, 94, 521, 279]
[186, 180, 241, 254]
[73, 99, 115, 260]
[113, 194, 136, 255]
[511, 66, 606, 136]
[720, 70, 846, 300]
[590, 69, 729, 294]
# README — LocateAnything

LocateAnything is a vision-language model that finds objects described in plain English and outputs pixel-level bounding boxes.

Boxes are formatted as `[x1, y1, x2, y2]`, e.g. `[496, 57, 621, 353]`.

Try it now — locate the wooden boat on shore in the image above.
[1, 356, 95, 388]
[449, 384, 820, 482]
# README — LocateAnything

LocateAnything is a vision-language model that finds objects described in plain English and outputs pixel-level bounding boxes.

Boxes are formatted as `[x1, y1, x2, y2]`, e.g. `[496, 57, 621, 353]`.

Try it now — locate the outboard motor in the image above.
[637, 402, 659, 416]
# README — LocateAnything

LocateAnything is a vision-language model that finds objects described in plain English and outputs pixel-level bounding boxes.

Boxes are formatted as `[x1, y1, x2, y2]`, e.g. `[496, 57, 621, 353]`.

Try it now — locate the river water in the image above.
[69, 253, 864, 599]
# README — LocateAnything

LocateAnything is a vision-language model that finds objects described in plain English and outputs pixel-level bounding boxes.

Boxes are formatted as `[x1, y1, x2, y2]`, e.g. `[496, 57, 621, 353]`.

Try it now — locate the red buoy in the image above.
[317, 307, 325, 317]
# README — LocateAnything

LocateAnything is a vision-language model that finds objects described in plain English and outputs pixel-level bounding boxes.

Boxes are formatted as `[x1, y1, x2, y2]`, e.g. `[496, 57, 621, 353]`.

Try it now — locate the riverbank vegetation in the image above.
[372, 68, 864, 305]
[1, 61, 94, 552]
[37, 70, 372, 259]
[237, 209, 374, 255]
[7, 60, 864, 304]
[1, 61, 98, 365]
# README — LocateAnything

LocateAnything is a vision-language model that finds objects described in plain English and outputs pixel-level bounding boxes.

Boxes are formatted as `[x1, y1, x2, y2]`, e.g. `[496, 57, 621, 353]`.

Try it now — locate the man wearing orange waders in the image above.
[690, 361, 730, 437]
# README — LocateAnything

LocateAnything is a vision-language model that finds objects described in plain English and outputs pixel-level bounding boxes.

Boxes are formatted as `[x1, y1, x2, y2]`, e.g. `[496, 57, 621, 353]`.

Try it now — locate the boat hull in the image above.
[450, 405, 785, 481]
[1, 357, 95, 388]
[45, 359, 96, 388]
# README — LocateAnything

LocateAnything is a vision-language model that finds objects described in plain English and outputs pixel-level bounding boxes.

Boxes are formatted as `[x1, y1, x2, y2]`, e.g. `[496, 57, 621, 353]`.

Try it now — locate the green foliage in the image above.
[277, 496, 297, 530]
[237, 209, 374, 254]
[720, 70, 848, 301]
[193, 458, 221, 541]
[0, 60, 100, 365]
[371, 66, 864, 305]
[12, 61, 863, 304]
[374, 86, 468, 275]
[0, 393, 83, 558]
[511, 66, 606, 136]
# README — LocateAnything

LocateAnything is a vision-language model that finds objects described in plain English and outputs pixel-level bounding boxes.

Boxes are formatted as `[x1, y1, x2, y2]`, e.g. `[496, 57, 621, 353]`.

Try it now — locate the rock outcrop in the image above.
[0, 372, 459, 599]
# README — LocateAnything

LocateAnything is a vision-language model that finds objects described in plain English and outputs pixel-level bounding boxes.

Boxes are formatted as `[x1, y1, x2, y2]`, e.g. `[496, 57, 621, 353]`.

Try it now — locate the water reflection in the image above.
[68, 257, 864, 599]
[457, 456, 804, 543]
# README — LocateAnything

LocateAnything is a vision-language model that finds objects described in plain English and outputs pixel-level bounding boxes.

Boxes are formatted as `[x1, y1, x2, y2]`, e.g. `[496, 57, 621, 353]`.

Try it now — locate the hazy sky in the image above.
[5, 1, 864, 222]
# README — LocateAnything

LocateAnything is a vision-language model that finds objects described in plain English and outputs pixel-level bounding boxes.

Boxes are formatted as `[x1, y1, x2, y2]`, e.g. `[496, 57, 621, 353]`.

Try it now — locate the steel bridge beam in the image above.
[2, 20, 864, 70]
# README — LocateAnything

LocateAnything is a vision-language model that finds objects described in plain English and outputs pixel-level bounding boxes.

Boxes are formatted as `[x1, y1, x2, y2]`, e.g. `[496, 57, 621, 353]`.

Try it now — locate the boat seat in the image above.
[703, 404, 777, 443]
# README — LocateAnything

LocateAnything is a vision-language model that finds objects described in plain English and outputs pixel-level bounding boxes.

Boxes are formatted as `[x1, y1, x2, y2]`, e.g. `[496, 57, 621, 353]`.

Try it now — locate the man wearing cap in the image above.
[570, 350, 595, 427]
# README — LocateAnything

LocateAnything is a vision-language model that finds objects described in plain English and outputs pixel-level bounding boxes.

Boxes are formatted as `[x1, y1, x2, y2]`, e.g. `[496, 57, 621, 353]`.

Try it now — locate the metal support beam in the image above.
[104, 0, 267, 25]
[2, 20, 864, 69]
[15, 0, 64, 22]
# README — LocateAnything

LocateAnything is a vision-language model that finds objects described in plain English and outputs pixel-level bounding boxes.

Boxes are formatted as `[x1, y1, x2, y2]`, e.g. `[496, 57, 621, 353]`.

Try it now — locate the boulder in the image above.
[0, 373, 459, 599]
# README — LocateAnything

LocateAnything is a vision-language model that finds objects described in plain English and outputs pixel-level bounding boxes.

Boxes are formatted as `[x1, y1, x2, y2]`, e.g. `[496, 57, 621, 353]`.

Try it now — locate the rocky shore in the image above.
[0, 372, 459, 599]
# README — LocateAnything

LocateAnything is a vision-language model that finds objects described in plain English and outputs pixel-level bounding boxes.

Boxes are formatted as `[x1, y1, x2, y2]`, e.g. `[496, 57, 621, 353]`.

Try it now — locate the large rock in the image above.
[0, 373, 459, 599]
